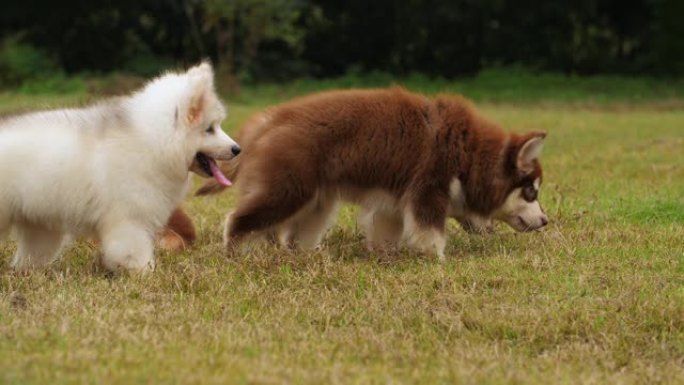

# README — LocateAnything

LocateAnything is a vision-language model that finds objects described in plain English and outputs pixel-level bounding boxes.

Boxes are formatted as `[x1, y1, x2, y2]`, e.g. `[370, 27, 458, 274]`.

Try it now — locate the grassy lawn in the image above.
[1, 74, 683, 384]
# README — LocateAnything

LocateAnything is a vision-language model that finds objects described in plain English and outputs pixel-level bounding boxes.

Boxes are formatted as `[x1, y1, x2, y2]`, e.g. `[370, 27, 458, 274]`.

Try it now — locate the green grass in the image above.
[1, 73, 684, 384]
[2, 68, 684, 113]
[229, 68, 684, 107]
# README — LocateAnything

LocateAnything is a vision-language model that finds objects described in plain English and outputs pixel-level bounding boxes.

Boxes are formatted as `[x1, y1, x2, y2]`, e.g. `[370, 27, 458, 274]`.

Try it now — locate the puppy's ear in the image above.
[185, 62, 215, 127]
[517, 132, 546, 173]
[187, 62, 215, 80]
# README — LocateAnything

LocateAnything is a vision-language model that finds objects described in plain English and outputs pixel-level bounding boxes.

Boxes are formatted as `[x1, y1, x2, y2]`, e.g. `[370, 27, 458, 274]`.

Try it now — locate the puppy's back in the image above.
[254, 88, 433, 189]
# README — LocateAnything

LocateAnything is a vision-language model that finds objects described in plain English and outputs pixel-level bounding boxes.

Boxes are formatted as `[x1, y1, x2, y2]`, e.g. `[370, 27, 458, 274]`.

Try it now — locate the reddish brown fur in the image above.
[198, 88, 544, 248]
[158, 207, 196, 251]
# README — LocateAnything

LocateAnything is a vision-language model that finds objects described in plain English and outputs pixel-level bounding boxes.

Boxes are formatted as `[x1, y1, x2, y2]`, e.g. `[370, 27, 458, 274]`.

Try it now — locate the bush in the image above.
[0, 37, 60, 86]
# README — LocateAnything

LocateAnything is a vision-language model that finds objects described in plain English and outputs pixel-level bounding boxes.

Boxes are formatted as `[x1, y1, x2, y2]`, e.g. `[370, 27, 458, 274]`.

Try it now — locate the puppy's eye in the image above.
[206, 126, 215, 134]
[523, 186, 538, 202]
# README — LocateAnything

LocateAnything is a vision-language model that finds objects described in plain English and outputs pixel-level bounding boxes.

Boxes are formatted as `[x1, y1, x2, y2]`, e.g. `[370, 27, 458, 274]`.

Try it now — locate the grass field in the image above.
[1, 73, 683, 384]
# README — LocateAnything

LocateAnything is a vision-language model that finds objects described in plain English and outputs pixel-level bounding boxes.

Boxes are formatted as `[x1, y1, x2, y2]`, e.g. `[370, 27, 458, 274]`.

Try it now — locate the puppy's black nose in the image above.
[231, 145, 241, 156]
[540, 216, 548, 227]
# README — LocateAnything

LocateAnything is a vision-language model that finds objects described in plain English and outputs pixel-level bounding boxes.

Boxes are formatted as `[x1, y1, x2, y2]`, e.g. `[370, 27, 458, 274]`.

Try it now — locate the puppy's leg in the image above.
[222, 209, 278, 255]
[100, 222, 155, 273]
[402, 195, 449, 261]
[273, 222, 294, 247]
[11, 222, 66, 271]
[455, 213, 494, 234]
[403, 212, 447, 261]
[360, 207, 404, 250]
[158, 207, 196, 251]
[286, 196, 338, 249]
[222, 210, 241, 252]
[224, 186, 314, 250]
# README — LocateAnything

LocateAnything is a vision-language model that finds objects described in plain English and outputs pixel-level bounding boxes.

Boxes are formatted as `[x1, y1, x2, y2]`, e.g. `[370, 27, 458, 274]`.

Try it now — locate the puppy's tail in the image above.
[195, 158, 241, 196]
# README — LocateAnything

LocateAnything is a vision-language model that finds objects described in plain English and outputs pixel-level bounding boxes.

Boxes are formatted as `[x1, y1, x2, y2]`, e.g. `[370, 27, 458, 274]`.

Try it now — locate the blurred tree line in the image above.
[0, 0, 682, 85]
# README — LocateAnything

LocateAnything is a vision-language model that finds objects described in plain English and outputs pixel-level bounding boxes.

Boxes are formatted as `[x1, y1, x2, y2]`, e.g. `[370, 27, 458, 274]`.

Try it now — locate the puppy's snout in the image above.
[540, 215, 548, 227]
[231, 145, 241, 156]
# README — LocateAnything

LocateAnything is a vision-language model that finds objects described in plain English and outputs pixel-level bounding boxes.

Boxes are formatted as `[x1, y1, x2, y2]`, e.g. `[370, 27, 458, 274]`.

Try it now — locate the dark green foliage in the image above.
[303, 0, 681, 77]
[654, 0, 684, 75]
[0, 37, 59, 84]
[0, 0, 681, 83]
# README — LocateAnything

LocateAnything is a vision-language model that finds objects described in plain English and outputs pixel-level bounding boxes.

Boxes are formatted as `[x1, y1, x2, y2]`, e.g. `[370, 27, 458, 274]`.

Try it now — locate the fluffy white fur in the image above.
[0, 63, 237, 272]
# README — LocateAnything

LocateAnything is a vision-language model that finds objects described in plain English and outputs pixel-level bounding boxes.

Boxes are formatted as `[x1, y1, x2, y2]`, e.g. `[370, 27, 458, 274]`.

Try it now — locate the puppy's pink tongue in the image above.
[209, 161, 232, 187]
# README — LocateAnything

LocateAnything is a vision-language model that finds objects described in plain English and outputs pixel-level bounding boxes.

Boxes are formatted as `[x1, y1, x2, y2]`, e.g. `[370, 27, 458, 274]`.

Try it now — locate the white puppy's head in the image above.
[177, 63, 239, 186]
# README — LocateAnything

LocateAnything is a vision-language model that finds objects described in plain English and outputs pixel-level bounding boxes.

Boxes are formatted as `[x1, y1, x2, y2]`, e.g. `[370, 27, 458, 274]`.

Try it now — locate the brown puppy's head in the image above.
[450, 131, 548, 233]
[492, 132, 548, 232]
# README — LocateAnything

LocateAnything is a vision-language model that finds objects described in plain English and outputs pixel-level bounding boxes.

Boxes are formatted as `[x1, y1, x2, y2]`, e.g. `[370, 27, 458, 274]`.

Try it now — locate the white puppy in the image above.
[0, 63, 238, 273]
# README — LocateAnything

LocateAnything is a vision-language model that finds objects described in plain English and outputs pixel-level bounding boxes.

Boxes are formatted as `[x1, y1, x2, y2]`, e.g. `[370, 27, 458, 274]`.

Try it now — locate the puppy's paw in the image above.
[158, 230, 189, 251]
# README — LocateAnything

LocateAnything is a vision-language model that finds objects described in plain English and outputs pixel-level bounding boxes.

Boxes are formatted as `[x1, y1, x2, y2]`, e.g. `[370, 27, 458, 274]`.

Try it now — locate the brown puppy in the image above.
[198, 88, 548, 259]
